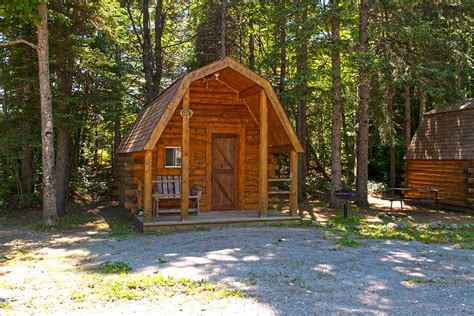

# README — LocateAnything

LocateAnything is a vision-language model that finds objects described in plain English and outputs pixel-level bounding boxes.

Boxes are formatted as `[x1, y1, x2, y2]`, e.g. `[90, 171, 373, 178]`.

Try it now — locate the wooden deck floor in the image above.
[134, 210, 300, 232]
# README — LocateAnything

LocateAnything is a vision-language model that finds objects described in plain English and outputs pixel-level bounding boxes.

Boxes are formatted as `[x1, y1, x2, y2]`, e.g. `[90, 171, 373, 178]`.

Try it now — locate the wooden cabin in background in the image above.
[115, 57, 303, 229]
[404, 99, 474, 210]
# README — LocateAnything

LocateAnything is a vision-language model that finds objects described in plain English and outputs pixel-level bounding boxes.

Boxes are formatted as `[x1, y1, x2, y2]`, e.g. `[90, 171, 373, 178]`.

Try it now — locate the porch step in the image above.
[135, 213, 301, 233]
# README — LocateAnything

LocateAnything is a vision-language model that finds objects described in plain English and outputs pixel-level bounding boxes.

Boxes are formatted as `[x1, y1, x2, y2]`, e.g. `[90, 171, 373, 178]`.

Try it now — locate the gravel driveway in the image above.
[1, 226, 473, 315]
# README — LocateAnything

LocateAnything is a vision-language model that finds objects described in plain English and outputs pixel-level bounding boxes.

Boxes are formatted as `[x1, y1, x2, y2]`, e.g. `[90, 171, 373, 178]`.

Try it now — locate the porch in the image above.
[136, 84, 301, 223]
[134, 209, 301, 233]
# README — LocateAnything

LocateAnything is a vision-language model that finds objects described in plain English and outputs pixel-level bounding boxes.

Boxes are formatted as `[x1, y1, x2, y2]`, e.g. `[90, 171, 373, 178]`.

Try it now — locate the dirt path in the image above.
[1, 225, 473, 315]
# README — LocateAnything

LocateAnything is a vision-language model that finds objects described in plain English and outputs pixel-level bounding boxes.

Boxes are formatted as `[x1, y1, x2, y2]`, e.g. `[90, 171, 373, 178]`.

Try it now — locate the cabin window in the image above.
[165, 147, 182, 167]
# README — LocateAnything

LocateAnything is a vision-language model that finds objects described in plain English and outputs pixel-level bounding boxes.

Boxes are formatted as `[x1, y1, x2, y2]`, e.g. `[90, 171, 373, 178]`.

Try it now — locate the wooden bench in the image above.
[152, 176, 202, 217]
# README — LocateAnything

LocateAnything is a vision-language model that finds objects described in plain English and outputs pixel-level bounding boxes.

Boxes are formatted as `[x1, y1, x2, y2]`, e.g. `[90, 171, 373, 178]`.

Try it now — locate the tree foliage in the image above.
[0, 0, 472, 210]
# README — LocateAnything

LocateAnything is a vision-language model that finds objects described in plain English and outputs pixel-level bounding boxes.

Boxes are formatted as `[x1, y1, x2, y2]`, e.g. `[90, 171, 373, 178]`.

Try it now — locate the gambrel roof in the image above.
[405, 98, 474, 160]
[117, 57, 303, 153]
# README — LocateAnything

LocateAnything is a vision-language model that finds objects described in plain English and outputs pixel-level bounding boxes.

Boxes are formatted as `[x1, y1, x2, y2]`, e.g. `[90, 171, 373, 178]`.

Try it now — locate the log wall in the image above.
[404, 159, 474, 209]
[115, 153, 142, 211]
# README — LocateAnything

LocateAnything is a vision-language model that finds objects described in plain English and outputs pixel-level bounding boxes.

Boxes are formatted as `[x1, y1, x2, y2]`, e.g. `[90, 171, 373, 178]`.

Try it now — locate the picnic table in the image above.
[387, 187, 442, 211]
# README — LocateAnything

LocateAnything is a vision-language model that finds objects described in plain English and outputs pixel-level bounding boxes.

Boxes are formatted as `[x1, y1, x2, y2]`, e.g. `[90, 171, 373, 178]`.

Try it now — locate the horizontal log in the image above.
[119, 196, 137, 206]
[123, 202, 136, 210]
[405, 180, 467, 188]
[406, 192, 466, 199]
[407, 162, 469, 169]
[405, 181, 466, 193]
[268, 191, 291, 195]
[191, 97, 245, 106]
[116, 155, 135, 163]
[404, 177, 465, 184]
[120, 163, 143, 171]
[191, 91, 238, 99]
[406, 167, 467, 174]
[190, 87, 236, 94]
[268, 178, 291, 182]
[239, 85, 263, 99]
[406, 168, 466, 174]
[124, 189, 136, 197]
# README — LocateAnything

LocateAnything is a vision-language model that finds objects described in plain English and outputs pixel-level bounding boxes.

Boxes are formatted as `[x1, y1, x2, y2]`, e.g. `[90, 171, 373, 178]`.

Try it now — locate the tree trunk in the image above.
[113, 43, 123, 184]
[21, 83, 34, 196]
[278, 1, 286, 94]
[112, 0, 126, 184]
[220, 0, 227, 58]
[387, 79, 396, 188]
[330, 0, 342, 208]
[404, 84, 411, 150]
[419, 91, 426, 122]
[94, 129, 99, 167]
[355, 0, 370, 207]
[37, 2, 57, 225]
[153, 0, 164, 94]
[249, 33, 255, 70]
[2, 89, 8, 120]
[20, 128, 34, 197]
[142, 0, 154, 101]
[295, 0, 308, 203]
[340, 102, 353, 182]
[55, 56, 73, 215]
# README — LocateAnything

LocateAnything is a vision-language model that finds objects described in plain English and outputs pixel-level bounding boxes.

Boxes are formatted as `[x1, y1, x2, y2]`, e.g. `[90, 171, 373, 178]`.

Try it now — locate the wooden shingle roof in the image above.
[405, 99, 474, 160]
[117, 57, 303, 154]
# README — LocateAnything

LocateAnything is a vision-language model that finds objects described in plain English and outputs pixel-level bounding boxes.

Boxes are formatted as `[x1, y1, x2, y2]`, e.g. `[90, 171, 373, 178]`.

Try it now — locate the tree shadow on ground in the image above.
[2, 213, 473, 314]
[1, 200, 473, 314]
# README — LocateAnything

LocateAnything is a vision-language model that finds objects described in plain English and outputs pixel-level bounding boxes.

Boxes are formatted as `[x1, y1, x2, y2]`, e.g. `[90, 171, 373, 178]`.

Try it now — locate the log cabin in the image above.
[404, 98, 474, 210]
[115, 57, 304, 230]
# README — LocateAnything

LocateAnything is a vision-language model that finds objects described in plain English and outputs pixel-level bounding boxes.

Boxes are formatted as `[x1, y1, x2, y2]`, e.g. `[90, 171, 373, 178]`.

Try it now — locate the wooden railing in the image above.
[267, 176, 298, 217]
[268, 178, 291, 195]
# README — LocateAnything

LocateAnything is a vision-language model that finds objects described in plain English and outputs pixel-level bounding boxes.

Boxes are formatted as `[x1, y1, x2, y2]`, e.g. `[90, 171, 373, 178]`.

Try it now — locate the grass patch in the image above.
[29, 209, 100, 232]
[83, 273, 245, 302]
[27, 204, 137, 238]
[332, 215, 361, 226]
[269, 219, 314, 228]
[334, 235, 360, 247]
[59, 211, 101, 228]
[326, 215, 474, 249]
[69, 291, 87, 302]
[404, 278, 436, 285]
[98, 261, 132, 274]
[101, 207, 137, 238]
[1, 245, 44, 265]
[192, 225, 210, 232]
[0, 300, 12, 311]
[240, 275, 258, 286]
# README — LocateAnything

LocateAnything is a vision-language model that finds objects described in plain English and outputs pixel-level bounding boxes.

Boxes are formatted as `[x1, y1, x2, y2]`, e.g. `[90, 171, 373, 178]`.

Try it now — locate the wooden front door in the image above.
[211, 134, 238, 210]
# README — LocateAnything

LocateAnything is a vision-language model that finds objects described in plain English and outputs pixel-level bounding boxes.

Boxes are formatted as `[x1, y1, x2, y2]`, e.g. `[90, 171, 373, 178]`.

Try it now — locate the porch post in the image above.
[181, 88, 190, 221]
[143, 150, 153, 222]
[259, 89, 268, 217]
[290, 150, 298, 217]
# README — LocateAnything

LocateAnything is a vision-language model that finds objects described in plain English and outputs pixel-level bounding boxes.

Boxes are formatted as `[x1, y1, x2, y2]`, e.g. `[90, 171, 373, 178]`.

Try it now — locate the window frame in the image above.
[164, 146, 182, 168]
